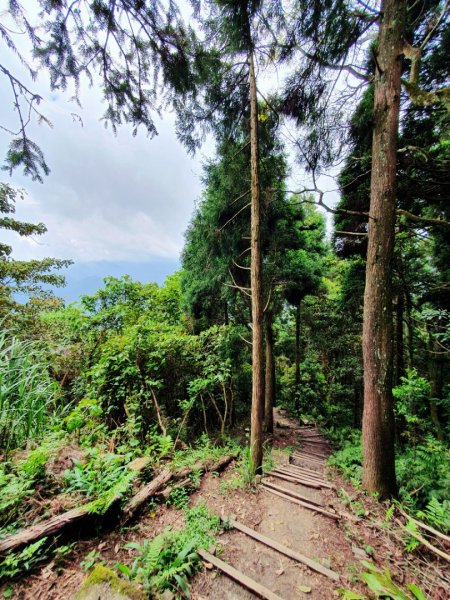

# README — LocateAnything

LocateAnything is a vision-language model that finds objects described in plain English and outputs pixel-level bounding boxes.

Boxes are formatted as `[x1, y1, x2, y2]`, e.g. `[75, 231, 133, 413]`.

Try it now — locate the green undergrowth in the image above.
[0, 538, 49, 583]
[0, 329, 64, 454]
[117, 502, 222, 598]
[63, 446, 135, 499]
[328, 428, 450, 538]
[341, 560, 426, 600]
[0, 433, 67, 538]
[219, 442, 274, 492]
[169, 433, 239, 471]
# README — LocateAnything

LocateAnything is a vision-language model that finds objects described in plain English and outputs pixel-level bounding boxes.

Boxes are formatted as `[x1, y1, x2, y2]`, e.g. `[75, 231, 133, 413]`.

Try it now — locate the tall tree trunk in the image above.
[362, 0, 405, 499]
[295, 301, 301, 387]
[264, 312, 275, 434]
[249, 48, 264, 474]
[405, 290, 414, 369]
[428, 334, 445, 442]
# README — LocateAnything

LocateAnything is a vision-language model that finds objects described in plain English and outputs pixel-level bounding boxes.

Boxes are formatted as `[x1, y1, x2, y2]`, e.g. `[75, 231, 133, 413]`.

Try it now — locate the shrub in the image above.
[0, 330, 60, 451]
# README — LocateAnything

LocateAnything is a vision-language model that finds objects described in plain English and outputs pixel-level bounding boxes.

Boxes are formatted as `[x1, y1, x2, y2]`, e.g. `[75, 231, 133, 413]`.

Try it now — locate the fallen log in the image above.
[0, 453, 236, 556]
[0, 459, 154, 555]
[123, 453, 236, 521]
[158, 478, 191, 502]
[122, 469, 173, 520]
[261, 484, 340, 521]
[197, 549, 285, 600]
[0, 505, 97, 555]
[229, 518, 339, 581]
[175, 453, 236, 479]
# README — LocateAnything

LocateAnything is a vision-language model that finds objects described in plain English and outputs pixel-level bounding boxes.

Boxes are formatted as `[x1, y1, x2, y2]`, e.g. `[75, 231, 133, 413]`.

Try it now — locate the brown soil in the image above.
[2, 410, 448, 600]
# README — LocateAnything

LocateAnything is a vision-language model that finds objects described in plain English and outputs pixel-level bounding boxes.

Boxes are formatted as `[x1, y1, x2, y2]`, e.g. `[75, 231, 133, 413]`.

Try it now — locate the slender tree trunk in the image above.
[395, 292, 407, 447]
[405, 290, 414, 368]
[396, 291, 405, 386]
[428, 334, 445, 442]
[249, 48, 264, 474]
[362, 0, 405, 499]
[264, 312, 275, 434]
[295, 301, 301, 387]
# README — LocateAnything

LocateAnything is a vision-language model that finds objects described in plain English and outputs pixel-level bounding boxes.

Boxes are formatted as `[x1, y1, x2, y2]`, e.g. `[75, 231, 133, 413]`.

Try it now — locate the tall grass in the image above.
[0, 329, 59, 452]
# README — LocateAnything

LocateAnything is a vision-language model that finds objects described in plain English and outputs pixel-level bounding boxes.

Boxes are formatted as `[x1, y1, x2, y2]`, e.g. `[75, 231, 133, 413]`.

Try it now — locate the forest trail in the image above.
[189, 409, 356, 599]
[3, 409, 447, 599]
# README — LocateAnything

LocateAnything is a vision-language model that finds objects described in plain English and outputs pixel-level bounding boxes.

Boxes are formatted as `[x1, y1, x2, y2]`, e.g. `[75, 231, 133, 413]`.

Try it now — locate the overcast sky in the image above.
[1, 80, 207, 265]
[1, 3, 339, 296]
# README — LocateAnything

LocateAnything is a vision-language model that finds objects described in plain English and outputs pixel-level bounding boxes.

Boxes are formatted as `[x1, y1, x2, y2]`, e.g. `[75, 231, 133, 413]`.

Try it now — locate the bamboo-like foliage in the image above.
[0, 328, 59, 451]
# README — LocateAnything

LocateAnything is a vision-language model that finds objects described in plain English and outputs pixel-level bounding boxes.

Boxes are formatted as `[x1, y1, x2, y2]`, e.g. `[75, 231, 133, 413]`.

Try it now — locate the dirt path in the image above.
[189, 410, 355, 599]
[3, 409, 446, 599]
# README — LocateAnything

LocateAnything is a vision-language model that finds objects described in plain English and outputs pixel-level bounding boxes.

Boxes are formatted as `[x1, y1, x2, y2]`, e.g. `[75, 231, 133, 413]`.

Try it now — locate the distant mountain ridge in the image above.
[59, 259, 180, 303]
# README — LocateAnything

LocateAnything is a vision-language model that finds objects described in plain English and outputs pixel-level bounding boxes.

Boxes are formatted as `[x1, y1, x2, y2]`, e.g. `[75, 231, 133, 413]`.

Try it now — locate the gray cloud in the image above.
[1, 56, 206, 264]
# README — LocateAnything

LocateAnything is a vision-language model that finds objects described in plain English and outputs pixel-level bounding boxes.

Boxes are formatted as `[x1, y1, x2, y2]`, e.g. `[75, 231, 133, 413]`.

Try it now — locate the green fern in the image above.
[142, 535, 166, 575]
[416, 497, 450, 534]
[122, 503, 221, 597]
[403, 519, 421, 553]
[384, 504, 395, 523]
[86, 470, 136, 515]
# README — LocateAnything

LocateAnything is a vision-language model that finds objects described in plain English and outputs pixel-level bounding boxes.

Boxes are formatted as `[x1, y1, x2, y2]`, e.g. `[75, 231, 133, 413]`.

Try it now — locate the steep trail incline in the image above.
[190, 410, 356, 599]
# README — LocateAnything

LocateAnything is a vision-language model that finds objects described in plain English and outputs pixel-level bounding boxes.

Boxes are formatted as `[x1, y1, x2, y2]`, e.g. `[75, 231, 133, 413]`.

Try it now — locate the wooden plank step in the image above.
[229, 519, 339, 582]
[272, 465, 329, 485]
[262, 478, 323, 506]
[300, 437, 330, 445]
[272, 467, 335, 490]
[267, 471, 322, 489]
[290, 454, 325, 466]
[278, 463, 326, 480]
[299, 443, 329, 452]
[197, 549, 285, 600]
[282, 465, 328, 483]
[293, 449, 328, 460]
[261, 484, 340, 521]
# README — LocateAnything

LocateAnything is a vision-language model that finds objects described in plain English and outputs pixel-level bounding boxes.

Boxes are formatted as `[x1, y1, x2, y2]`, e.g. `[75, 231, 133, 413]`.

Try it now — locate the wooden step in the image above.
[197, 548, 285, 600]
[229, 518, 339, 581]
[261, 483, 340, 521]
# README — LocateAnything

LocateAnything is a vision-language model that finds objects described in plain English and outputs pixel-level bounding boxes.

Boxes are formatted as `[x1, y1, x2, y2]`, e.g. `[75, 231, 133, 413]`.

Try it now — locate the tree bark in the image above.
[396, 291, 405, 386]
[295, 301, 301, 387]
[264, 312, 275, 434]
[428, 334, 445, 442]
[362, 0, 405, 499]
[405, 289, 414, 368]
[249, 48, 264, 474]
